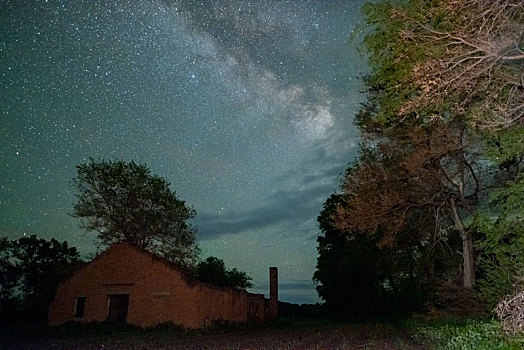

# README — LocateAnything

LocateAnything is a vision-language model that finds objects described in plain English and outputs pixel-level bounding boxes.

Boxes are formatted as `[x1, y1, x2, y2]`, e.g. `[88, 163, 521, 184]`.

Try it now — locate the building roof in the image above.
[68, 241, 263, 296]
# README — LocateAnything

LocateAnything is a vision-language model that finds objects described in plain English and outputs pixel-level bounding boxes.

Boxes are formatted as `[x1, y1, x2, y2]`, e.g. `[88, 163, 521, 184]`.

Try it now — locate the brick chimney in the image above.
[269, 267, 278, 318]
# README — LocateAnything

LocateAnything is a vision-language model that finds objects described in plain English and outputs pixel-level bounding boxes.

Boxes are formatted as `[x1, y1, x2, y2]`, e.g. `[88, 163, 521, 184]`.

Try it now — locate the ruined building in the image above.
[48, 242, 278, 328]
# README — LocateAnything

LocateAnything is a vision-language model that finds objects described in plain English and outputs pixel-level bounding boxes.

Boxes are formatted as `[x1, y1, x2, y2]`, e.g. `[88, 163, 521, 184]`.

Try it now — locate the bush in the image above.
[473, 177, 524, 309]
[495, 290, 524, 334]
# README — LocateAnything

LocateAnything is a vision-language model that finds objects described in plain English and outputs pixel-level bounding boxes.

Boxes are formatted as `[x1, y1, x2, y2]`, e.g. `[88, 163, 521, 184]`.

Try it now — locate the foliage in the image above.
[330, 0, 524, 298]
[314, 0, 523, 319]
[0, 237, 18, 316]
[411, 318, 524, 350]
[196, 256, 253, 290]
[72, 158, 200, 267]
[314, 194, 426, 317]
[314, 195, 379, 317]
[337, 125, 481, 242]
[0, 235, 83, 323]
[427, 280, 486, 319]
[361, 0, 524, 131]
[10, 316, 524, 349]
[474, 176, 524, 307]
[335, 123, 484, 288]
[484, 126, 524, 173]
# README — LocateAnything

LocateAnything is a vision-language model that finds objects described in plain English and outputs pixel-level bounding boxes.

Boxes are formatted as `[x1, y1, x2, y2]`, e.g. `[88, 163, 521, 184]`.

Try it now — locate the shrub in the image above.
[495, 290, 524, 334]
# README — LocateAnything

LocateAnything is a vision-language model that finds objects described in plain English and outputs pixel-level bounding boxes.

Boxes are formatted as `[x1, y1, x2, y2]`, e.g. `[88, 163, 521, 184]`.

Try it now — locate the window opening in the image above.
[74, 297, 86, 318]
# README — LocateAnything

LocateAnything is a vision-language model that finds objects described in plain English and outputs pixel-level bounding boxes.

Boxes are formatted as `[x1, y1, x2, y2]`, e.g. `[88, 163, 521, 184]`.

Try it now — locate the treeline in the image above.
[314, 0, 524, 318]
[0, 235, 83, 323]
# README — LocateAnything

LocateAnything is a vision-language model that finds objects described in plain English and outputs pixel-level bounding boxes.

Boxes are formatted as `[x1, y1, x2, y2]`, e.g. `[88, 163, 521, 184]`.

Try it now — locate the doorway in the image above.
[107, 294, 129, 322]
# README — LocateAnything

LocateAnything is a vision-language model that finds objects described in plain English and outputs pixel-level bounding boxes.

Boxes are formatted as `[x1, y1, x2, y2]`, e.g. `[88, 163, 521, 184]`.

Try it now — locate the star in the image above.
[0, 0, 367, 304]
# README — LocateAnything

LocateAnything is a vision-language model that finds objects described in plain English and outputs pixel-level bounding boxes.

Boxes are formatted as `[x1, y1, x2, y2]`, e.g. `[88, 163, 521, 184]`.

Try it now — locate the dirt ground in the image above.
[2, 321, 427, 350]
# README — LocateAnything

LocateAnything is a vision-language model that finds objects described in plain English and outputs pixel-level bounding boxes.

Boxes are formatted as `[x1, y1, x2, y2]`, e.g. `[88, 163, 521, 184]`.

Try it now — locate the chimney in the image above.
[269, 267, 278, 318]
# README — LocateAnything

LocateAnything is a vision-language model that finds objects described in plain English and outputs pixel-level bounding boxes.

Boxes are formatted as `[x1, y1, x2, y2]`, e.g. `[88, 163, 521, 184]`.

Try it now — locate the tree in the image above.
[334, 0, 524, 289]
[314, 194, 427, 317]
[314, 194, 380, 317]
[360, 0, 524, 131]
[196, 256, 253, 290]
[72, 158, 200, 267]
[0, 238, 18, 318]
[336, 123, 484, 288]
[474, 175, 524, 307]
[0, 235, 82, 323]
[394, 0, 523, 131]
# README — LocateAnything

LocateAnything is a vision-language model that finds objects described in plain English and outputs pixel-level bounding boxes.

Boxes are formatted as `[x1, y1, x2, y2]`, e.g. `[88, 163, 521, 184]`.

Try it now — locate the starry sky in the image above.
[1, 0, 366, 304]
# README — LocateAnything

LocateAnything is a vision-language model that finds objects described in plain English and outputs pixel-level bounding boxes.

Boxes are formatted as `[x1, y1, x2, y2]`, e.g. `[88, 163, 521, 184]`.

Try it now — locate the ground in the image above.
[2, 320, 425, 350]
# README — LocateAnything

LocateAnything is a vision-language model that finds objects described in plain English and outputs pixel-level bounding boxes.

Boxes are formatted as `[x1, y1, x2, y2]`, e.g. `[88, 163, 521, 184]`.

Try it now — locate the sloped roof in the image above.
[71, 241, 263, 296]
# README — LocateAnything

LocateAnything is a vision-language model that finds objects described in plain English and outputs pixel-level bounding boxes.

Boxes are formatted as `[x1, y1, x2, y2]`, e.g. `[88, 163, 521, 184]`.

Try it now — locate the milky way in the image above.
[1, 0, 367, 304]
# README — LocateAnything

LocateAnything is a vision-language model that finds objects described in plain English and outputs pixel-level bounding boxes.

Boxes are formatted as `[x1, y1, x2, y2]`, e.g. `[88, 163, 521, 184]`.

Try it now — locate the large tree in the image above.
[337, 123, 483, 287]
[334, 0, 524, 289]
[72, 158, 200, 267]
[315, 194, 427, 317]
[359, 0, 524, 131]
[314, 195, 378, 317]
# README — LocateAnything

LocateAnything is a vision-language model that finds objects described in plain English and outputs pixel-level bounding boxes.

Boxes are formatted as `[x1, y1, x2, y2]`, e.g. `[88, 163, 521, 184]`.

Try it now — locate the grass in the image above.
[3, 317, 524, 349]
[408, 318, 524, 350]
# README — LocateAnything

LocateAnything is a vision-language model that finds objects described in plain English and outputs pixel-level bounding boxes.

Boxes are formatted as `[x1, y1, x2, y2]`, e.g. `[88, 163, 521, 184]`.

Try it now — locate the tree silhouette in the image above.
[197, 256, 253, 289]
[0, 235, 82, 323]
[72, 158, 200, 267]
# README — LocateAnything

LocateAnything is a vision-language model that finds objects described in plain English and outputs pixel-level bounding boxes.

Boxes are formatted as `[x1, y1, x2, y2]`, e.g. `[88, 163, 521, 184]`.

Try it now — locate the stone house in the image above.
[48, 242, 278, 328]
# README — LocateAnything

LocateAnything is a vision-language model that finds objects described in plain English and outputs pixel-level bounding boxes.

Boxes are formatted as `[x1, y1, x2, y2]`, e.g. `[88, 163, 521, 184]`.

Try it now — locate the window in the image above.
[74, 297, 86, 318]
[248, 302, 254, 320]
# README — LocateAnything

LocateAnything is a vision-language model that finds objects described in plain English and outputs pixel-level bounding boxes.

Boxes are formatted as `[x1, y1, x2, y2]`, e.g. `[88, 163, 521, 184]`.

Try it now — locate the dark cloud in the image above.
[196, 182, 335, 239]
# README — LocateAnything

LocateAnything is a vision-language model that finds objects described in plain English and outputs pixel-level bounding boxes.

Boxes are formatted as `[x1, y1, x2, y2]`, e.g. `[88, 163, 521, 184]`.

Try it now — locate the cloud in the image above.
[196, 180, 336, 240]
[165, 0, 361, 243]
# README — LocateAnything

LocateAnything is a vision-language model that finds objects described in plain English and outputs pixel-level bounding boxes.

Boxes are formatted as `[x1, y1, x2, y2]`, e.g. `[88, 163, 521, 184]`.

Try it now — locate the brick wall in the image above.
[48, 242, 271, 328]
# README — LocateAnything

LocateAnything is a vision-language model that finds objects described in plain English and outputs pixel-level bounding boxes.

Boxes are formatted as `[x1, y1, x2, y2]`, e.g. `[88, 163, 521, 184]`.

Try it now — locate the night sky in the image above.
[1, 0, 366, 304]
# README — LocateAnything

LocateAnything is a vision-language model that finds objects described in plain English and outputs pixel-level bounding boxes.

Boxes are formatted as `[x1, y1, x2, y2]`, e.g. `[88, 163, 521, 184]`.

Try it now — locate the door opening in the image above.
[107, 294, 129, 322]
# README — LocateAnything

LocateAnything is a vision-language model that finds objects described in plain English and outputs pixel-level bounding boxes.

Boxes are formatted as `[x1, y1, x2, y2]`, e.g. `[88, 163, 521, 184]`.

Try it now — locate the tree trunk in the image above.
[461, 230, 475, 289]
[425, 248, 436, 288]
[450, 198, 475, 288]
